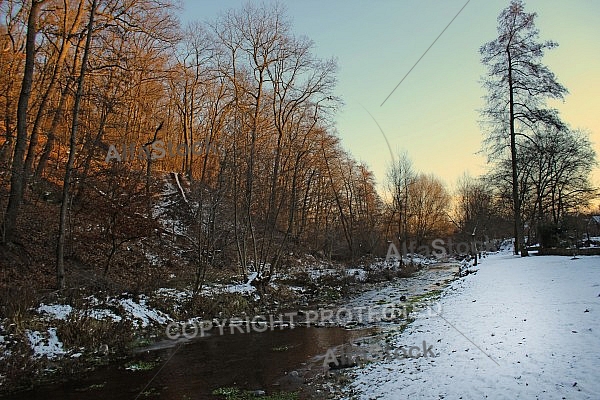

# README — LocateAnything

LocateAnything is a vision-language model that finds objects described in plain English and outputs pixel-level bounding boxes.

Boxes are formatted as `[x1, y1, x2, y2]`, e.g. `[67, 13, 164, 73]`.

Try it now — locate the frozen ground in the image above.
[343, 251, 600, 399]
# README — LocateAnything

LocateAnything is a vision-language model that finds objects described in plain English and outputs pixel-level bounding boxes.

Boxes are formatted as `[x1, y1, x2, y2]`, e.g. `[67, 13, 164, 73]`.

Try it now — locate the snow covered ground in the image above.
[344, 251, 600, 399]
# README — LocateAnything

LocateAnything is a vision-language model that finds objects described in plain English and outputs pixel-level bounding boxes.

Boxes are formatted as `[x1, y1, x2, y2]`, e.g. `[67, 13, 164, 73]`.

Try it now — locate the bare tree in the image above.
[505, 126, 597, 246]
[56, 0, 97, 289]
[213, 3, 338, 280]
[3, 0, 48, 244]
[0, 0, 27, 167]
[406, 174, 451, 247]
[23, 0, 85, 186]
[480, 0, 567, 256]
[386, 152, 414, 249]
[453, 173, 495, 241]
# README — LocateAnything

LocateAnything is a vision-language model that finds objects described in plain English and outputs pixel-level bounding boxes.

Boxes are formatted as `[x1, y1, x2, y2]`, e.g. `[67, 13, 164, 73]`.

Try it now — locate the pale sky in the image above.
[179, 0, 600, 193]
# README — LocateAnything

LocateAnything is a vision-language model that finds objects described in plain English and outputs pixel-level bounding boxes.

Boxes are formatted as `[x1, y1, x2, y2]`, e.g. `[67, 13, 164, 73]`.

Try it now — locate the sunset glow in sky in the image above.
[181, 0, 600, 192]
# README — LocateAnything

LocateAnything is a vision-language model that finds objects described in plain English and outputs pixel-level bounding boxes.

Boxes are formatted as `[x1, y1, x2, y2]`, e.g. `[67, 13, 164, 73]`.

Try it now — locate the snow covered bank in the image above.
[344, 252, 600, 399]
[36, 295, 170, 328]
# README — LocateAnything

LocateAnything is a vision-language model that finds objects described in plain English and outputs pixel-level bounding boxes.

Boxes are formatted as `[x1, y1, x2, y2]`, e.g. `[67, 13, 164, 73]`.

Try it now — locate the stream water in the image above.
[5, 262, 459, 399]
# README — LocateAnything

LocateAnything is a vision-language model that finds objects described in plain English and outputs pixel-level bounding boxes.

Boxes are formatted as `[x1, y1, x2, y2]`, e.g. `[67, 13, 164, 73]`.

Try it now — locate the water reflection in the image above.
[6, 326, 373, 400]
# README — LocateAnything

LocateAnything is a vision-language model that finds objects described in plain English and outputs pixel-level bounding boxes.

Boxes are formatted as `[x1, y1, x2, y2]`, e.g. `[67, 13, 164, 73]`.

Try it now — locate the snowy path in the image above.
[344, 252, 600, 399]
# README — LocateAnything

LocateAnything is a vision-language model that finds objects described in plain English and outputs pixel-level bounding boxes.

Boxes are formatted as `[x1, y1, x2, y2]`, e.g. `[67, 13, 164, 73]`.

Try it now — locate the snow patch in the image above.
[37, 304, 73, 320]
[85, 308, 122, 322]
[346, 268, 367, 282]
[115, 296, 171, 328]
[27, 328, 65, 359]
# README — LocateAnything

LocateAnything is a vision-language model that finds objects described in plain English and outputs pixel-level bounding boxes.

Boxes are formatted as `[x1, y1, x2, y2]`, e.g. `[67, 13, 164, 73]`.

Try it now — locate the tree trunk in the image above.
[34, 80, 69, 181]
[56, 0, 97, 289]
[3, 0, 46, 243]
[25, 0, 84, 186]
[507, 48, 527, 257]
